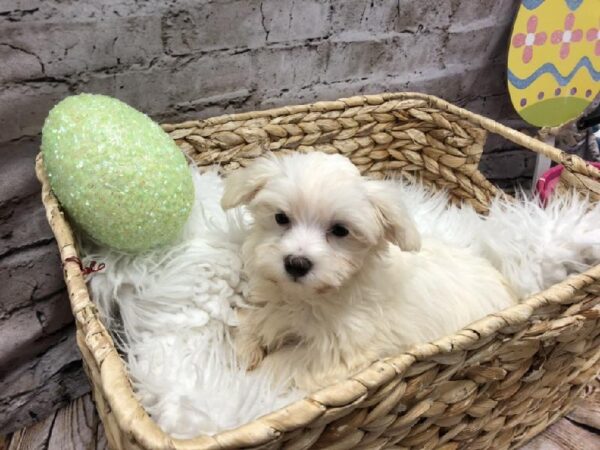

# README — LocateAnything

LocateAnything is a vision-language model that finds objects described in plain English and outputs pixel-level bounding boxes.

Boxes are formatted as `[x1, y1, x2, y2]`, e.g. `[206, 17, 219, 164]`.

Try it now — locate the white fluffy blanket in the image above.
[83, 167, 600, 439]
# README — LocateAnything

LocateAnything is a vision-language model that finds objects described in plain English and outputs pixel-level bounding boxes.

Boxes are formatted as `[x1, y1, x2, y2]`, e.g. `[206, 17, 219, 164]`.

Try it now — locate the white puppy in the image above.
[221, 152, 517, 391]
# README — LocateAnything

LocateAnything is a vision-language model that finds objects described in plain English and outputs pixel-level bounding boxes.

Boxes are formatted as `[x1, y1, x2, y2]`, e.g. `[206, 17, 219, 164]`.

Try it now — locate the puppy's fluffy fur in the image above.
[222, 152, 517, 391]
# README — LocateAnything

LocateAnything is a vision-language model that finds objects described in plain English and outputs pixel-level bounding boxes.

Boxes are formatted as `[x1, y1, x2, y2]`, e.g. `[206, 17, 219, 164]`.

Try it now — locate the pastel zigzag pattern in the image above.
[523, 0, 583, 11]
[508, 56, 600, 89]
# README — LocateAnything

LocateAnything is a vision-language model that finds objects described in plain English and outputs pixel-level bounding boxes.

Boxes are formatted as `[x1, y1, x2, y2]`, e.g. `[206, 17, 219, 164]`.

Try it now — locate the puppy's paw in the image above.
[245, 346, 266, 371]
[234, 333, 265, 371]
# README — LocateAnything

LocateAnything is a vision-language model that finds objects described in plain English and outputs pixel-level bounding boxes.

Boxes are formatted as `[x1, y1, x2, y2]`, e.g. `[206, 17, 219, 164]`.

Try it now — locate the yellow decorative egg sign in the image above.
[508, 0, 600, 127]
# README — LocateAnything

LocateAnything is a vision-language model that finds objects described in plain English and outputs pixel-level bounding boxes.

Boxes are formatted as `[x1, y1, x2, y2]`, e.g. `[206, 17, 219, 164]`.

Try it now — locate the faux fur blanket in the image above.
[83, 167, 600, 438]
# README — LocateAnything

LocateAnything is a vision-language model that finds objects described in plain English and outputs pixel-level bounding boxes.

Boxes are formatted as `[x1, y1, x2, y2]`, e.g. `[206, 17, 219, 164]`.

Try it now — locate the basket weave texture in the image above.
[36, 93, 600, 450]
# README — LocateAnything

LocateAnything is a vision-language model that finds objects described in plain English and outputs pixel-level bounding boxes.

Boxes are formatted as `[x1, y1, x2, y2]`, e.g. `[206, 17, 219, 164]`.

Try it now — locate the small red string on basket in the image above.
[64, 256, 106, 275]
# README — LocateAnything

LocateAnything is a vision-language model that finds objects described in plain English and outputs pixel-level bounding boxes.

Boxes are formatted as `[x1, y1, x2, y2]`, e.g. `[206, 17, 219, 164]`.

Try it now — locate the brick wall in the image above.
[0, 0, 527, 432]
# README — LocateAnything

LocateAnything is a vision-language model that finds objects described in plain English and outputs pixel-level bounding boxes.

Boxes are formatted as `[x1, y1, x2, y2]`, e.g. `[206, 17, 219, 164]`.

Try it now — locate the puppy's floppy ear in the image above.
[365, 180, 421, 252]
[221, 155, 280, 210]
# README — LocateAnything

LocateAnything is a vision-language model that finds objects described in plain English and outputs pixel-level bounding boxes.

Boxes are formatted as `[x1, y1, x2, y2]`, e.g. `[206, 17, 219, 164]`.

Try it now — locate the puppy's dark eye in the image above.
[275, 212, 290, 225]
[330, 224, 349, 237]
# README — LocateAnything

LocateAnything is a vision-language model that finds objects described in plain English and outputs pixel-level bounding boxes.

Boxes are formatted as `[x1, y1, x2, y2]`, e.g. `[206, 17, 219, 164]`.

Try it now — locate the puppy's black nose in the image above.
[284, 255, 313, 278]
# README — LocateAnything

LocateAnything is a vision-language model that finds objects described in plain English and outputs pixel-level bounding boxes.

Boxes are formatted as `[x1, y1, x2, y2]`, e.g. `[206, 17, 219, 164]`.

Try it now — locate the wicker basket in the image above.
[36, 92, 600, 450]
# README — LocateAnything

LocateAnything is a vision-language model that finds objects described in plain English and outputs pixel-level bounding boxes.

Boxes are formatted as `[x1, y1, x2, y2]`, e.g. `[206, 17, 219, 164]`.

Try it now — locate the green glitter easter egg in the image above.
[41, 94, 194, 253]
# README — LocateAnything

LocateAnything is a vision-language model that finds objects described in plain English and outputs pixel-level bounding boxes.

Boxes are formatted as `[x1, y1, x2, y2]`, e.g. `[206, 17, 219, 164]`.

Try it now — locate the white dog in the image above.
[221, 152, 517, 391]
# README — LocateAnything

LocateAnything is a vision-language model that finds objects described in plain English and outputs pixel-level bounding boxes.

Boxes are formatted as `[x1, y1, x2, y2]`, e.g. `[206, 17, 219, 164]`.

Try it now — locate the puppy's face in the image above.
[222, 152, 420, 294]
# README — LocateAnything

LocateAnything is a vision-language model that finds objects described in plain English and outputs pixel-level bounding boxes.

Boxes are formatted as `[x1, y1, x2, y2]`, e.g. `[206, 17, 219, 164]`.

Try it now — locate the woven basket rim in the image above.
[35, 91, 600, 449]
[163, 91, 600, 181]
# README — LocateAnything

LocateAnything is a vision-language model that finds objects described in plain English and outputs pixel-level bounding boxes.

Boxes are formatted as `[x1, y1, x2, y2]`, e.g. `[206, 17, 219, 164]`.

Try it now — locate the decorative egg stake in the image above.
[508, 0, 599, 127]
[42, 94, 194, 253]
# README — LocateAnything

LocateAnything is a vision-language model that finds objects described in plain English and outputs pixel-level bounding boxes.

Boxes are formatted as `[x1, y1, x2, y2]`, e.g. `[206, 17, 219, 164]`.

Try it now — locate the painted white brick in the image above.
[162, 1, 265, 54]
[261, 0, 331, 43]
[1, 15, 163, 79]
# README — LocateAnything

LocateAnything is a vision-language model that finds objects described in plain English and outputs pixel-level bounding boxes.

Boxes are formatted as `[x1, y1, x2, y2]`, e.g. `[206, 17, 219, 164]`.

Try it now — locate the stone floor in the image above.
[3, 377, 599, 450]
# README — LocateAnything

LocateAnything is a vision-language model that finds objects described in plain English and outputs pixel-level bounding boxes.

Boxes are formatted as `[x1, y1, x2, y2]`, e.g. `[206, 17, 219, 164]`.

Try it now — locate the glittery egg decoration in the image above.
[42, 94, 194, 253]
[508, 0, 599, 127]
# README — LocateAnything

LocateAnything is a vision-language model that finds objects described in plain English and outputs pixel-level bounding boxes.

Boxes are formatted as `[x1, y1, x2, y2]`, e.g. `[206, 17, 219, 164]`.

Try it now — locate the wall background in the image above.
[0, 0, 530, 433]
